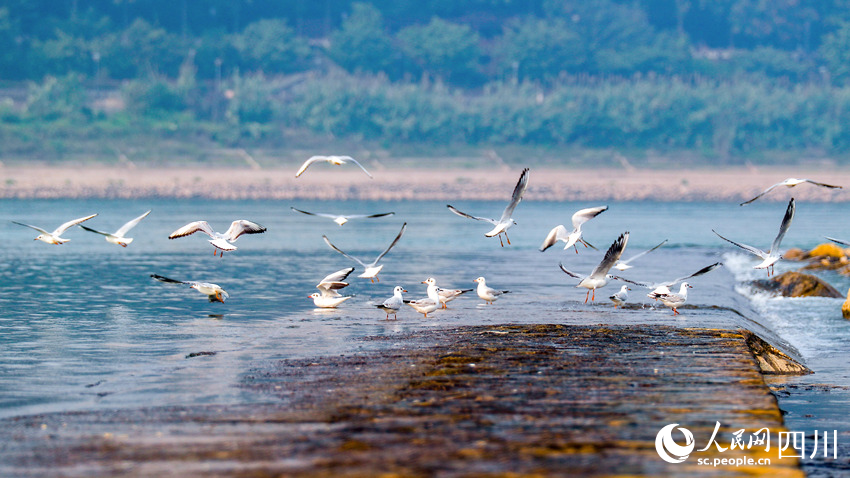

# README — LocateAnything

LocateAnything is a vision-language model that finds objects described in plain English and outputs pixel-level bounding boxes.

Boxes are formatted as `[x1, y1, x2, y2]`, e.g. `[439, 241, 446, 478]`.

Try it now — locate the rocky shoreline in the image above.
[2, 164, 850, 202]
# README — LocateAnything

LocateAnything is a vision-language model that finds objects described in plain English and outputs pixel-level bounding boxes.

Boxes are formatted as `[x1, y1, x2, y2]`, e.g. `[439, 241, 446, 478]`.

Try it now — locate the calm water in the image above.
[1, 197, 849, 471]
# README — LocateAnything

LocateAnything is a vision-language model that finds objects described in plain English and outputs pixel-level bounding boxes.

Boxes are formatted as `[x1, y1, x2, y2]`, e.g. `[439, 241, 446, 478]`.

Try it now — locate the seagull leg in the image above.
[584, 290, 590, 304]
[505, 232, 511, 245]
[498, 235, 504, 247]
[591, 289, 596, 302]
[672, 308, 679, 316]
[574, 244, 579, 254]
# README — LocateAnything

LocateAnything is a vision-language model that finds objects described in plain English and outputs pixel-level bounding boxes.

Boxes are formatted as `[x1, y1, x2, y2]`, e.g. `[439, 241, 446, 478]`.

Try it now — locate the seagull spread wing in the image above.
[804, 179, 842, 189]
[447, 205, 497, 225]
[79, 225, 113, 237]
[571, 205, 608, 230]
[540, 225, 570, 251]
[224, 220, 266, 241]
[713, 229, 767, 258]
[588, 232, 629, 280]
[169, 221, 215, 239]
[346, 157, 373, 178]
[295, 156, 325, 177]
[658, 262, 723, 289]
[740, 181, 784, 206]
[609, 274, 653, 288]
[374, 222, 407, 265]
[353, 212, 395, 219]
[769, 198, 795, 254]
[115, 210, 151, 237]
[617, 239, 668, 267]
[11, 221, 50, 235]
[827, 236, 850, 247]
[558, 263, 584, 280]
[498, 167, 530, 222]
[150, 274, 188, 285]
[52, 214, 98, 236]
[323, 235, 367, 268]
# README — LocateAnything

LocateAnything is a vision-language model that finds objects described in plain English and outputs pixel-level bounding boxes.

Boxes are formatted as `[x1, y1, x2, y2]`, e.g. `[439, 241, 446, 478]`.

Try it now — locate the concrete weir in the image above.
[0, 325, 807, 477]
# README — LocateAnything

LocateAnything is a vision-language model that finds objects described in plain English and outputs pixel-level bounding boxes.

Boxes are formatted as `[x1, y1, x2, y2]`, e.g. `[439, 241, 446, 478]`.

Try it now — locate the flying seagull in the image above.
[540, 205, 608, 254]
[12, 214, 97, 245]
[740, 178, 841, 206]
[611, 262, 722, 300]
[151, 274, 229, 303]
[447, 167, 530, 247]
[310, 267, 355, 308]
[295, 155, 373, 178]
[168, 220, 266, 256]
[713, 198, 795, 277]
[613, 239, 669, 271]
[80, 210, 151, 247]
[558, 231, 629, 303]
[323, 223, 407, 282]
[290, 207, 394, 226]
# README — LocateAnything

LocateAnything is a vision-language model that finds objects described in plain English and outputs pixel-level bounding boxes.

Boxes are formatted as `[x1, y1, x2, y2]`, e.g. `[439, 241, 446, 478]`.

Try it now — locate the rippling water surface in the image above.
[2, 197, 850, 472]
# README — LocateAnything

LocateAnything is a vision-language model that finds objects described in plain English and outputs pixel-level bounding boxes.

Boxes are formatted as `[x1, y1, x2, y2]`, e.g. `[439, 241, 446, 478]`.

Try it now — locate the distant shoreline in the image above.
[1, 164, 849, 202]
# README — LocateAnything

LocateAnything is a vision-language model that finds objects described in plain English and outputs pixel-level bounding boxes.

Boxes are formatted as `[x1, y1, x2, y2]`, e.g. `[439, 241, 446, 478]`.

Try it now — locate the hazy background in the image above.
[1, 0, 850, 166]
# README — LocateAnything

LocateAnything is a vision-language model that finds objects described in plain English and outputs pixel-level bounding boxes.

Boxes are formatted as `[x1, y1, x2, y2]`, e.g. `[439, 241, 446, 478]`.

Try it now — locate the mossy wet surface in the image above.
[0, 325, 803, 477]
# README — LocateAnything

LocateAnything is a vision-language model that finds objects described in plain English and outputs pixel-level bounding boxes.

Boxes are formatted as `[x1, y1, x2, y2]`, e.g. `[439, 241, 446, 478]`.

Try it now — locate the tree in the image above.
[328, 3, 397, 75]
[231, 18, 310, 74]
[397, 17, 482, 84]
[494, 16, 587, 83]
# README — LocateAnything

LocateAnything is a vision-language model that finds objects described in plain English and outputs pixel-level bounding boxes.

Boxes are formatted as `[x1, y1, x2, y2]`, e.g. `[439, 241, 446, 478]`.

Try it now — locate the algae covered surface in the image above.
[0, 325, 801, 477]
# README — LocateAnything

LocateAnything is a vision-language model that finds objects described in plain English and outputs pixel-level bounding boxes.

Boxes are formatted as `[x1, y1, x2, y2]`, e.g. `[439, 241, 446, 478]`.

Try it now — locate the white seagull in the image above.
[436, 284, 474, 309]
[168, 220, 266, 256]
[447, 168, 530, 247]
[310, 267, 355, 308]
[713, 198, 795, 277]
[377, 286, 407, 320]
[323, 223, 407, 282]
[406, 278, 441, 318]
[611, 262, 722, 300]
[473, 277, 510, 304]
[609, 285, 630, 308]
[656, 282, 692, 316]
[558, 232, 629, 303]
[740, 178, 841, 206]
[540, 206, 608, 254]
[295, 155, 373, 178]
[291, 207, 394, 226]
[12, 214, 98, 245]
[613, 239, 668, 271]
[80, 210, 151, 247]
[151, 274, 229, 303]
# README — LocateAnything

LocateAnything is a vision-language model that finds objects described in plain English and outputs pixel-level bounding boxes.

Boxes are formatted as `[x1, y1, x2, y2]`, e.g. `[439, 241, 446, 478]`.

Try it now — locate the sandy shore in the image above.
[1, 164, 850, 202]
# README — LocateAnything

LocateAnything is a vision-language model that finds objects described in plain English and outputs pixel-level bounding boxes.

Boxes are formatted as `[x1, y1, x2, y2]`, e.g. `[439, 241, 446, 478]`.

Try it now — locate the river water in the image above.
[0, 197, 848, 474]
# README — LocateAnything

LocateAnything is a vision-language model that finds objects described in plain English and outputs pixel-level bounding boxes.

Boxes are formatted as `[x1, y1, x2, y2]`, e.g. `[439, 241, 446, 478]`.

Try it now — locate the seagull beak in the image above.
[421, 280, 427, 284]
[403, 289, 408, 293]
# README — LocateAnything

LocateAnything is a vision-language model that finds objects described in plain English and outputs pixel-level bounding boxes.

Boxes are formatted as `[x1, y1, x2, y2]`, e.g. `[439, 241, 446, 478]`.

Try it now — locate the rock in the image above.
[783, 248, 806, 261]
[807, 243, 847, 259]
[843, 288, 850, 320]
[751, 271, 842, 298]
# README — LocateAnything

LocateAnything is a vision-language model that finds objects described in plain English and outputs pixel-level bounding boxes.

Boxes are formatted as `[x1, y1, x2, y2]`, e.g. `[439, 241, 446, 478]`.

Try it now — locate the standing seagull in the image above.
[611, 262, 722, 300]
[12, 214, 97, 245]
[713, 198, 795, 277]
[168, 220, 266, 256]
[740, 178, 841, 206]
[447, 168, 530, 247]
[290, 207, 394, 226]
[295, 155, 373, 178]
[613, 239, 668, 271]
[310, 267, 355, 308]
[609, 285, 630, 308]
[540, 206, 608, 254]
[656, 282, 692, 316]
[323, 223, 407, 282]
[377, 286, 407, 320]
[80, 210, 151, 247]
[558, 232, 630, 303]
[406, 278, 441, 318]
[150, 274, 229, 303]
[473, 277, 510, 304]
